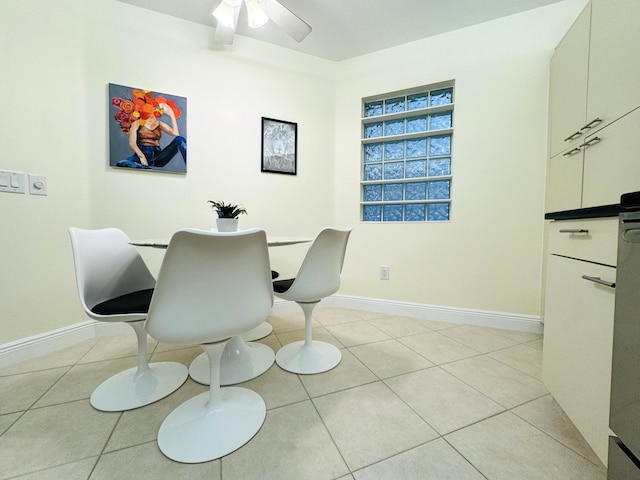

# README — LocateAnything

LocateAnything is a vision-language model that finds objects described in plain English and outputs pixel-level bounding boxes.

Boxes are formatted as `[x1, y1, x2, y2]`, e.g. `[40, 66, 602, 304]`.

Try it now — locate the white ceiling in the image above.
[118, 0, 565, 61]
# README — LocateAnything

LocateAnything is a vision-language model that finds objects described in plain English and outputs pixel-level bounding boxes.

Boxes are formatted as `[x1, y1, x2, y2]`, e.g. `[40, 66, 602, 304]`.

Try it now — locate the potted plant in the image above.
[207, 200, 247, 232]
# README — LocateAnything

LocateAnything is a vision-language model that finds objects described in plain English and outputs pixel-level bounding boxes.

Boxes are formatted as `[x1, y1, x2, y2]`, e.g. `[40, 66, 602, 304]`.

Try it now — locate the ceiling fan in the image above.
[212, 0, 312, 45]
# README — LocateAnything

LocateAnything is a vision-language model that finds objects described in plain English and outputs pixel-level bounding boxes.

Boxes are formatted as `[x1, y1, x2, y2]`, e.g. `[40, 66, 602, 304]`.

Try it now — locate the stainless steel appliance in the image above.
[609, 191, 640, 479]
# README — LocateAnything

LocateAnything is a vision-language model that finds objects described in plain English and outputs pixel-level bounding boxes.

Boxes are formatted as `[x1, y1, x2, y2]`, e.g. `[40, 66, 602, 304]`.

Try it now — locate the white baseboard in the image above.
[0, 321, 97, 368]
[0, 321, 134, 369]
[327, 295, 543, 334]
[0, 295, 542, 368]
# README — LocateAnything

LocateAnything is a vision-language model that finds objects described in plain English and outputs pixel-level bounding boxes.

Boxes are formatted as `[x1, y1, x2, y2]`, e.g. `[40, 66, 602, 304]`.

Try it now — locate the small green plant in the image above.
[207, 200, 248, 219]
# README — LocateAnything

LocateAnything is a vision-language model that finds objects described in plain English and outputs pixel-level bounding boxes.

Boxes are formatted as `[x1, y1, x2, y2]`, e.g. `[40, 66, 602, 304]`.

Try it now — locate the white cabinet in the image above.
[548, 5, 591, 159]
[587, 0, 640, 131]
[542, 252, 615, 464]
[549, 0, 640, 156]
[546, 217, 618, 266]
[543, 217, 618, 465]
[545, 0, 640, 214]
[545, 145, 584, 213]
[547, 107, 640, 212]
[543, 217, 618, 464]
[582, 107, 640, 208]
[541, 0, 640, 465]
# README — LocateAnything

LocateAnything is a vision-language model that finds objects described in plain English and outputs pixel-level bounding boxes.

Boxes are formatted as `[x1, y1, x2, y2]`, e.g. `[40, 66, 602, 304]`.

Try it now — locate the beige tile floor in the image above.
[0, 307, 607, 480]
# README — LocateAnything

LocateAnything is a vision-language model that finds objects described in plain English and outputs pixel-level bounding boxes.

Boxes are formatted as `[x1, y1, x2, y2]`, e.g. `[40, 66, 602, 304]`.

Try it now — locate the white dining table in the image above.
[130, 235, 312, 249]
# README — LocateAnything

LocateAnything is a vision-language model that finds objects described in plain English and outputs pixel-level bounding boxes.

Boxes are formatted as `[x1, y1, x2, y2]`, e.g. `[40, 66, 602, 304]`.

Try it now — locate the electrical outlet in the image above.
[380, 266, 390, 280]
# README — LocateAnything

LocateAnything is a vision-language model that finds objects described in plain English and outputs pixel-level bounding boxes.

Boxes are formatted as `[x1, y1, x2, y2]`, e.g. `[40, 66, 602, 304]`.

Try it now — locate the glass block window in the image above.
[361, 82, 454, 222]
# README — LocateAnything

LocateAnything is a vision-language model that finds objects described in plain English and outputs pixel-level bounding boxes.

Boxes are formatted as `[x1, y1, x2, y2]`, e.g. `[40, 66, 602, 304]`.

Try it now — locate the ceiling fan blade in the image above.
[213, 4, 240, 44]
[214, 22, 236, 44]
[259, 0, 311, 42]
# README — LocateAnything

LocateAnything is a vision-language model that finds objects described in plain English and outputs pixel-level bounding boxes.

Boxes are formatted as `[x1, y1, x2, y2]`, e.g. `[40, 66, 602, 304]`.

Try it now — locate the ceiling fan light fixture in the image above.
[212, 0, 311, 45]
[244, 0, 269, 29]
[212, 1, 237, 29]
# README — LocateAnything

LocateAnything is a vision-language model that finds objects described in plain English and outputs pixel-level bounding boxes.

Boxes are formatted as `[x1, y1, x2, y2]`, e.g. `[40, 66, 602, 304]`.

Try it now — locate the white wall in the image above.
[1, 0, 91, 343]
[0, 0, 586, 345]
[333, 1, 587, 315]
[0, 0, 336, 344]
[81, 0, 338, 285]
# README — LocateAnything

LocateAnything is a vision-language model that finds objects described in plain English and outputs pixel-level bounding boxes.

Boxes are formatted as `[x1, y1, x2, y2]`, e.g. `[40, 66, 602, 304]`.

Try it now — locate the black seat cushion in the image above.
[273, 278, 295, 294]
[91, 288, 154, 315]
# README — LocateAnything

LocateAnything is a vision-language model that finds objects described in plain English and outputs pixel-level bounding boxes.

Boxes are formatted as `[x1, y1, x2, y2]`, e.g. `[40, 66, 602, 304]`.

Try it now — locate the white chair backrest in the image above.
[284, 227, 352, 303]
[69, 227, 156, 318]
[145, 228, 274, 345]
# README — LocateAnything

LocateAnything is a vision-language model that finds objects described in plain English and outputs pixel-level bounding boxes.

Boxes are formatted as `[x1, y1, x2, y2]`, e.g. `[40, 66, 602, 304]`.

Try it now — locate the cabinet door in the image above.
[545, 147, 584, 213]
[588, 0, 640, 128]
[546, 217, 618, 267]
[542, 254, 615, 464]
[582, 107, 640, 208]
[548, 5, 590, 158]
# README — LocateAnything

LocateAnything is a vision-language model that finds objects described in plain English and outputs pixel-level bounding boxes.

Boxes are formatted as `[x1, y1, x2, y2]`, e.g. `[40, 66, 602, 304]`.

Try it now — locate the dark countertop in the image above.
[545, 204, 620, 220]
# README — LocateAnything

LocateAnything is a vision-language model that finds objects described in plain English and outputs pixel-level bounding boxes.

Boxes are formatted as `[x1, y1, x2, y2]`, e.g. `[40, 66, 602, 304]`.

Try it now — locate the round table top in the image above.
[131, 235, 312, 249]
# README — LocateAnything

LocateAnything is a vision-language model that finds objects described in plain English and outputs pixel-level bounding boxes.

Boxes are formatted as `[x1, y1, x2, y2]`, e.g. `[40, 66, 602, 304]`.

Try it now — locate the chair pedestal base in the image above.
[90, 362, 188, 412]
[157, 386, 266, 463]
[189, 336, 275, 385]
[275, 340, 342, 374]
[242, 321, 273, 341]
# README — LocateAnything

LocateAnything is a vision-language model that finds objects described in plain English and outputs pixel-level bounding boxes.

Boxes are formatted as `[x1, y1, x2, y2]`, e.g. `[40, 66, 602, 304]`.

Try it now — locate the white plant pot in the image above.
[216, 218, 239, 232]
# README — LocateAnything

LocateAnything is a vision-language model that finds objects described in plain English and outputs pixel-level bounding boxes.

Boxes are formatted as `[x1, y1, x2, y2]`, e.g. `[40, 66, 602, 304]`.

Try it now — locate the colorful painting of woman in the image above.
[109, 84, 187, 174]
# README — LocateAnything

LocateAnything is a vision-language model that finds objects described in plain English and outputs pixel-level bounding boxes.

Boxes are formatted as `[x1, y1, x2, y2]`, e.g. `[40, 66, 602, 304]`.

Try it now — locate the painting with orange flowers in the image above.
[108, 83, 187, 174]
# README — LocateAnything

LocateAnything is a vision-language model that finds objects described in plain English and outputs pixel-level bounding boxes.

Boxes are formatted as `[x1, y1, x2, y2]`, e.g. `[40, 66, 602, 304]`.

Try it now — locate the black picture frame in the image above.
[261, 117, 297, 175]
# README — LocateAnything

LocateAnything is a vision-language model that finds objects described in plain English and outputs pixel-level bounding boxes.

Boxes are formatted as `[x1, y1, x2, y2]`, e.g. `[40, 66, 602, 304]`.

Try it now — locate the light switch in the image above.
[0, 169, 25, 194]
[28, 174, 47, 196]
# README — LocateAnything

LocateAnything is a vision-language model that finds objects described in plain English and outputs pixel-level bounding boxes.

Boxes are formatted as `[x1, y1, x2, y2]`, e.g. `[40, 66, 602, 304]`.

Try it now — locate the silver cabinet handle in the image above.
[578, 136, 602, 149]
[562, 118, 602, 144]
[564, 131, 583, 142]
[562, 147, 582, 157]
[581, 275, 615, 288]
[580, 118, 602, 131]
[622, 227, 640, 243]
[559, 229, 589, 234]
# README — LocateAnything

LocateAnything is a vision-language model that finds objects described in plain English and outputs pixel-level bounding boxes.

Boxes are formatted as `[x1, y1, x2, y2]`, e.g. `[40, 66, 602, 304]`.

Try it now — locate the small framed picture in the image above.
[261, 117, 297, 175]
